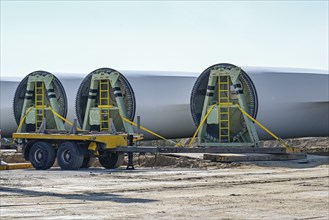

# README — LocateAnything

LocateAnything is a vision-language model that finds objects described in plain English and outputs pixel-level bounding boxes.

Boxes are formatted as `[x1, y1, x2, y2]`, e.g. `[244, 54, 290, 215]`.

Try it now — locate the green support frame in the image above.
[82, 71, 134, 134]
[197, 65, 259, 147]
[18, 74, 65, 132]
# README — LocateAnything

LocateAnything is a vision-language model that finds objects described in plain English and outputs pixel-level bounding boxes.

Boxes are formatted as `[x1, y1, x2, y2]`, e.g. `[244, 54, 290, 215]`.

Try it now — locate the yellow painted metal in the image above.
[93, 135, 127, 148]
[0, 163, 33, 170]
[35, 81, 45, 130]
[99, 80, 111, 132]
[98, 105, 113, 108]
[88, 142, 97, 151]
[285, 147, 302, 153]
[235, 104, 290, 148]
[12, 132, 128, 149]
[218, 76, 231, 142]
[188, 104, 216, 147]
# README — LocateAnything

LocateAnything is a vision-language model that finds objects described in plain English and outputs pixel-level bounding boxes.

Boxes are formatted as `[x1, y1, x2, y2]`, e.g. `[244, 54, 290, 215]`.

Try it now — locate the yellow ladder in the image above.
[218, 76, 230, 142]
[35, 81, 45, 130]
[99, 80, 110, 132]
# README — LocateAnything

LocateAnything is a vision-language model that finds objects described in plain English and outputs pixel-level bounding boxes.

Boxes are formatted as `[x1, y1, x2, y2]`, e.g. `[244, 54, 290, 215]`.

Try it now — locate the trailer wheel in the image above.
[80, 156, 96, 168]
[57, 142, 84, 170]
[98, 152, 124, 169]
[29, 142, 56, 170]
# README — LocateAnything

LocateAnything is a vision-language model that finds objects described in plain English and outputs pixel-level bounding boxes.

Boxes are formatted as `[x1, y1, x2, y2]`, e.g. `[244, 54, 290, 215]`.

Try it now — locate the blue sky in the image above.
[1, 1, 328, 76]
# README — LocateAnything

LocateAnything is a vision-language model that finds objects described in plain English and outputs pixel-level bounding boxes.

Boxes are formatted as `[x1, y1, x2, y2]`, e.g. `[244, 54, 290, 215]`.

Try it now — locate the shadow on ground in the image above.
[0, 186, 158, 203]
[245, 155, 329, 169]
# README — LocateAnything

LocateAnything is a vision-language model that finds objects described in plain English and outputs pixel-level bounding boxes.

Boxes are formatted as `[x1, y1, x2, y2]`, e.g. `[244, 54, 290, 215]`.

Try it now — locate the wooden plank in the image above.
[203, 153, 307, 162]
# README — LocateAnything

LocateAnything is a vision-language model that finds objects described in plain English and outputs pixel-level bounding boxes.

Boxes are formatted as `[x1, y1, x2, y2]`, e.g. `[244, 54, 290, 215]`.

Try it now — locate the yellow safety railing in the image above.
[121, 116, 181, 146]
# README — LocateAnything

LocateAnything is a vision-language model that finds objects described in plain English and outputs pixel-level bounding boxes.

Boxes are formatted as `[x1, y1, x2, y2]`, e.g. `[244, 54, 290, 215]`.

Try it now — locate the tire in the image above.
[98, 152, 125, 169]
[29, 142, 56, 170]
[57, 142, 84, 170]
[80, 156, 96, 168]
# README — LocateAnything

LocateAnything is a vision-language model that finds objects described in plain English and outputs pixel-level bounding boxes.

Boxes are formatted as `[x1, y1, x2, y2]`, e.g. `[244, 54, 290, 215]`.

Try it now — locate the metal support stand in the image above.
[38, 118, 46, 133]
[127, 153, 134, 170]
[126, 134, 135, 170]
[69, 119, 78, 134]
[197, 65, 259, 147]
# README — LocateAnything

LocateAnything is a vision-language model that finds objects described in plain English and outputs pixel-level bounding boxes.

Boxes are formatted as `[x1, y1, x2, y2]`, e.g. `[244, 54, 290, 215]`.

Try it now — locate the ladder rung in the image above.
[99, 80, 111, 132]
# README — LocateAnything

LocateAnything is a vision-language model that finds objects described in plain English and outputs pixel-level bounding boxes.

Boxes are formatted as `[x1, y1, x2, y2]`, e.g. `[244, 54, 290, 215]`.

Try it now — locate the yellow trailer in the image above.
[13, 131, 142, 170]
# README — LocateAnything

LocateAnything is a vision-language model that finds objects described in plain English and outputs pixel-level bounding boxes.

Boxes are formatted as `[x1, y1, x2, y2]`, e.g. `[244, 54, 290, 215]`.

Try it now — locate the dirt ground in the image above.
[1, 154, 328, 220]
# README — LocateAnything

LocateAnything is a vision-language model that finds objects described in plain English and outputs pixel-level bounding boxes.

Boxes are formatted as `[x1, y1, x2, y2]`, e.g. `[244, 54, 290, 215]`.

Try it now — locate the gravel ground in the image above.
[1, 155, 328, 220]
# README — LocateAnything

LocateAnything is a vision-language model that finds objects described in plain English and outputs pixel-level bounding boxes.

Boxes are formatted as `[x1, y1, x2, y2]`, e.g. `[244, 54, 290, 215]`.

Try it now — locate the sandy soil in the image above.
[1, 155, 328, 220]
